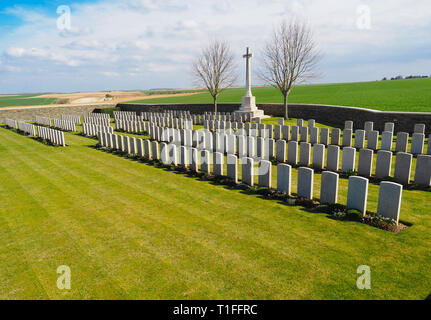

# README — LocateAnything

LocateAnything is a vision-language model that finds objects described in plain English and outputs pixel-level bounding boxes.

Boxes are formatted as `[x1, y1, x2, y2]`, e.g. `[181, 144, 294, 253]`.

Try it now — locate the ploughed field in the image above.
[0, 118, 430, 299]
[129, 78, 431, 113]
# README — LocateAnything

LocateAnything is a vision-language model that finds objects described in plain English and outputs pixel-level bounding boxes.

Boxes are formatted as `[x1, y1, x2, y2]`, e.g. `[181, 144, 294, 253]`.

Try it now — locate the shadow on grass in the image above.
[426, 293, 431, 300]
[92, 144, 412, 233]
[1, 125, 66, 148]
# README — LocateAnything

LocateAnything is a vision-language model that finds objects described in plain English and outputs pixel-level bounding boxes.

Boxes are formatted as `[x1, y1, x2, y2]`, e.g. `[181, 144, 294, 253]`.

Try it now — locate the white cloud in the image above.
[0, 0, 430, 93]
[6, 47, 26, 57]
[100, 71, 120, 77]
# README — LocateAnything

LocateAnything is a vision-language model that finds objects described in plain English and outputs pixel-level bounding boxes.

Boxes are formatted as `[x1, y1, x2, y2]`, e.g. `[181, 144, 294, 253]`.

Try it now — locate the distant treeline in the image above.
[382, 75, 429, 81]
[142, 89, 206, 95]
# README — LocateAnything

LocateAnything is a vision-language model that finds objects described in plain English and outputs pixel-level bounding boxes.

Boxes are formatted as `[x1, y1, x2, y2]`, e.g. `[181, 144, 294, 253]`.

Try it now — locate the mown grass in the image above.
[128, 78, 431, 113]
[0, 121, 430, 300]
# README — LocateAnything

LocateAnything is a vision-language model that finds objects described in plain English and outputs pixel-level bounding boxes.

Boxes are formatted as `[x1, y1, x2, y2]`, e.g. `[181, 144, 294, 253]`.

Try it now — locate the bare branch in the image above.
[192, 40, 238, 112]
[258, 20, 322, 118]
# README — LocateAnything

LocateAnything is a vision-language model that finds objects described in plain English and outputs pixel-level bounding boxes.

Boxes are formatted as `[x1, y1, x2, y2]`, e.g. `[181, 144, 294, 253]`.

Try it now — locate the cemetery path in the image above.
[0, 127, 430, 299]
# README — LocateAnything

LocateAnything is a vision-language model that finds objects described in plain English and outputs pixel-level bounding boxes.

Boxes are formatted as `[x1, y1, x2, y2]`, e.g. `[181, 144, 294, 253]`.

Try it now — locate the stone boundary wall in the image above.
[119, 103, 431, 135]
[0, 104, 115, 123]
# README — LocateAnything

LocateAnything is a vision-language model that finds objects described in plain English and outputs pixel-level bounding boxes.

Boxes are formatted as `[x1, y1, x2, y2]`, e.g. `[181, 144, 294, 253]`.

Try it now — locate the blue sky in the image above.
[0, 0, 430, 94]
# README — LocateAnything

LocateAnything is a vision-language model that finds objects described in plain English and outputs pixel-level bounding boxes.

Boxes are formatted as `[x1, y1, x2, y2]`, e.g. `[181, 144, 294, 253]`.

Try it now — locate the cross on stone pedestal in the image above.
[243, 47, 253, 97]
[235, 47, 266, 119]
[239, 47, 258, 112]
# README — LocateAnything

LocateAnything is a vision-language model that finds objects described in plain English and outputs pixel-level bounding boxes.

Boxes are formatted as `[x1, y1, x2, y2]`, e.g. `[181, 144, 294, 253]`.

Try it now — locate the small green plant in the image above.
[345, 209, 363, 221]
[284, 198, 297, 206]
[344, 169, 356, 177]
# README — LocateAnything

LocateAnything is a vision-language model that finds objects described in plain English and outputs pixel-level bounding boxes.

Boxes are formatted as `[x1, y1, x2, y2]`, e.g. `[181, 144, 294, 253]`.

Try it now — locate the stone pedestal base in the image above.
[235, 95, 269, 120]
[240, 96, 257, 111]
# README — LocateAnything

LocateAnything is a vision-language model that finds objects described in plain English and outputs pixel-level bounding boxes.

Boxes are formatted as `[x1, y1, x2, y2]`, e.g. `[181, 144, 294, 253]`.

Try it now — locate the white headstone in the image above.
[312, 143, 325, 170]
[258, 160, 272, 188]
[299, 142, 311, 166]
[200, 150, 211, 173]
[395, 132, 409, 153]
[341, 147, 356, 172]
[411, 133, 425, 155]
[367, 130, 379, 151]
[414, 155, 431, 186]
[297, 167, 314, 199]
[327, 145, 340, 172]
[381, 131, 393, 151]
[320, 171, 339, 204]
[213, 152, 224, 175]
[241, 157, 254, 186]
[354, 130, 366, 149]
[377, 182, 402, 224]
[227, 154, 238, 183]
[347, 176, 369, 214]
[287, 141, 298, 165]
[375, 150, 393, 179]
[320, 128, 329, 146]
[357, 148, 373, 177]
[394, 152, 412, 185]
[277, 164, 291, 195]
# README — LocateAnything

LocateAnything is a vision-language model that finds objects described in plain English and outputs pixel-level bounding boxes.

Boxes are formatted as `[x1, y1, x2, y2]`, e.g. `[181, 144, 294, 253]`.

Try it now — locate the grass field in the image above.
[0, 119, 430, 300]
[129, 78, 431, 113]
[0, 95, 62, 108]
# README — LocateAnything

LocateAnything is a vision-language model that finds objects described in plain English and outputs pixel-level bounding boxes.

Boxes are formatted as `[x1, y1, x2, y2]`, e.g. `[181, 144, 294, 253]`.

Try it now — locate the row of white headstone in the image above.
[117, 118, 193, 133]
[276, 165, 403, 225]
[53, 119, 76, 132]
[37, 126, 66, 146]
[18, 121, 37, 136]
[6, 118, 37, 137]
[140, 110, 252, 124]
[84, 116, 110, 126]
[87, 113, 110, 119]
[200, 120, 430, 155]
[82, 123, 114, 137]
[275, 142, 431, 186]
[142, 110, 191, 119]
[202, 111, 252, 122]
[5, 118, 18, 129]
[4, 118, 66, 146]
[345, 120, 427, 135]
[35, 116, 52, 127]
[98, 131, 403, 225]
[146, 125, 431, 186]
[35, 115, 76, 132]
[113, 111, 142, 122]
[115, 119, 146, 133]
[61, 114, 81, 124]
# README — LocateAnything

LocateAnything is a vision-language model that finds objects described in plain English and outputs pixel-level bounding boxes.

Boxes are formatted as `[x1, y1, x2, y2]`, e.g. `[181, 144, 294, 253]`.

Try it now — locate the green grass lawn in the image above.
[128, 78, 431, 113]
[0, 95, 60, 108]
[0, 122, 430, 300]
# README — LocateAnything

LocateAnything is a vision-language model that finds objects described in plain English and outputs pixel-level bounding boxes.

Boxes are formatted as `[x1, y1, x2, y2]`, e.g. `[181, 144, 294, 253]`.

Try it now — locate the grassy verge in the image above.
[127, 78, 431, 113]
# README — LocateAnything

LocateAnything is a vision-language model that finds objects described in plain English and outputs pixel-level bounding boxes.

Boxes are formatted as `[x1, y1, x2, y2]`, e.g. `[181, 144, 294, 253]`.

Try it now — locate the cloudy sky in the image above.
[0, 0, 430, 94]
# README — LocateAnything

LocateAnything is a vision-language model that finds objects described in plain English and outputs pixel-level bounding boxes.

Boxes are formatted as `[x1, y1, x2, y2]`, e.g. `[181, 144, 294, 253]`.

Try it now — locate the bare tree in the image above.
[192, 40, 237, 113]
[260, 20, 321, 119]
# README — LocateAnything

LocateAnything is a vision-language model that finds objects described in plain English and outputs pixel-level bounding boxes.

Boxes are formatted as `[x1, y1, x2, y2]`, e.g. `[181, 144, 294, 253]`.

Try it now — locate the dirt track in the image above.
[4, 91, 200, 109]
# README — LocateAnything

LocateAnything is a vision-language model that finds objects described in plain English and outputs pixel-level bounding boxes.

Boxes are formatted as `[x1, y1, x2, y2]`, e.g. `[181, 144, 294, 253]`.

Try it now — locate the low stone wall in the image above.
[0, 103, 115, 123]
[119, 103, 431, 134]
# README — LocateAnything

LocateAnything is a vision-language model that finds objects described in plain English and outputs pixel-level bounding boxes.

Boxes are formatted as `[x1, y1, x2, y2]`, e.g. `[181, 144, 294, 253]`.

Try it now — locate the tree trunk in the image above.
[283, 93, 289, 120]
[214, 95, 218, 114]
